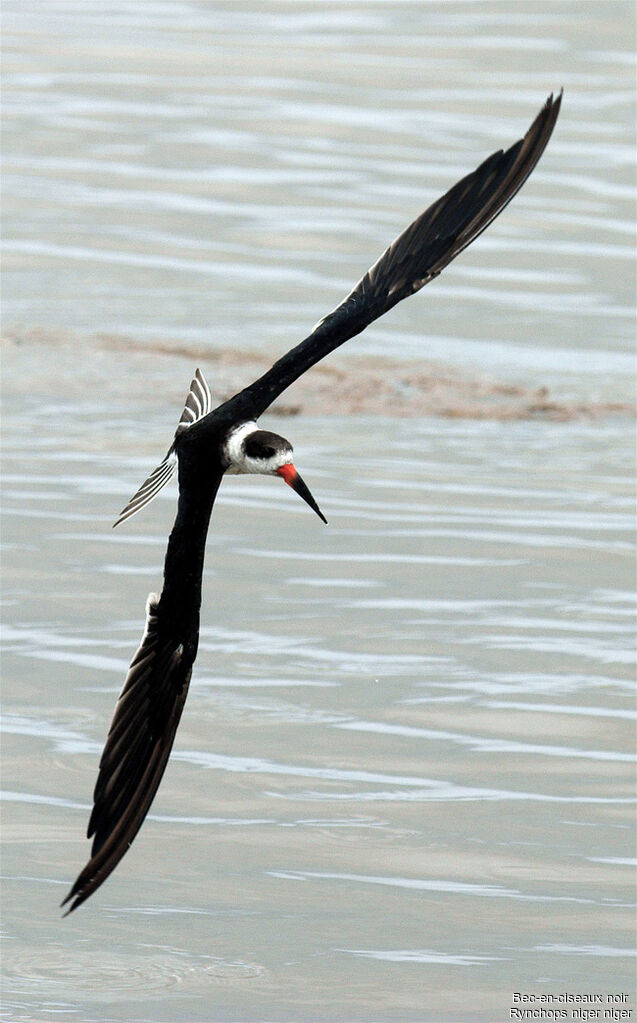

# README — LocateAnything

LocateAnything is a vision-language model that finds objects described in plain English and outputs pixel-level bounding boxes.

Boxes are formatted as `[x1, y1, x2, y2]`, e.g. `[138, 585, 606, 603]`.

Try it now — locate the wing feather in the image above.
[235, 92, 561, 418]
[113, 451, 177, 527]
[175, 367, 214, 435]
[113, 368, 214, 528]
[64, 460, 223, 912]
[61, 594, 192, 913]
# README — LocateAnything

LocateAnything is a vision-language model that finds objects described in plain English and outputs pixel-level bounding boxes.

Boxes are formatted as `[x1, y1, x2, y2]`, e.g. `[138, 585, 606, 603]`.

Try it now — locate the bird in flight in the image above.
[63, 93, 561, 913]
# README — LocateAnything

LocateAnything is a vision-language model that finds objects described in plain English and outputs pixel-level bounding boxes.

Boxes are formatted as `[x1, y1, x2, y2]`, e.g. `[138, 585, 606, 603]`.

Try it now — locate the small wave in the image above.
[269, 869, 596, 904]
[337, 947, 506, 965]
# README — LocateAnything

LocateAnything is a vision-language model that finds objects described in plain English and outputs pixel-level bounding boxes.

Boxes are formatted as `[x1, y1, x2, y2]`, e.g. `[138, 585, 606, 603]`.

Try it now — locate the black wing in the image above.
[236, 92, 561, 419]
[61, 595, 192, 913]
[62, 459, 223, 913]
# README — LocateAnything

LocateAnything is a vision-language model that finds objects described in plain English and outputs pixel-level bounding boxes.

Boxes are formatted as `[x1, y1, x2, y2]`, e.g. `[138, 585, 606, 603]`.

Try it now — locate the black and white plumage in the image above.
[62, 93, 561, 913]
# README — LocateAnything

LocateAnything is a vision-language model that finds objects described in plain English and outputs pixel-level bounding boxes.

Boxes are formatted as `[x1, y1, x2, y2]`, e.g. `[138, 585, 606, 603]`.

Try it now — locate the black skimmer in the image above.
[62, 93, 561, 913]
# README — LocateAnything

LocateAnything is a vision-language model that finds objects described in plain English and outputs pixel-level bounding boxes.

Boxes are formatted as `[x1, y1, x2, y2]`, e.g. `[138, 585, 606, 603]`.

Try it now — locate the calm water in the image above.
[2, 3, 636, 1022]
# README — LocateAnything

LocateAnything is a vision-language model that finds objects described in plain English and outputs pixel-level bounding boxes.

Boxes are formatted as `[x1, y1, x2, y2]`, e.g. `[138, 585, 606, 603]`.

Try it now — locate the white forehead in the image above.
[224, 420, 258, 467]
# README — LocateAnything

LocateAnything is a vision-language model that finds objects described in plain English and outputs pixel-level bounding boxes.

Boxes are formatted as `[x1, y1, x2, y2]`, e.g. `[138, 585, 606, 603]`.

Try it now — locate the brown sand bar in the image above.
[4, 327, 634, 422]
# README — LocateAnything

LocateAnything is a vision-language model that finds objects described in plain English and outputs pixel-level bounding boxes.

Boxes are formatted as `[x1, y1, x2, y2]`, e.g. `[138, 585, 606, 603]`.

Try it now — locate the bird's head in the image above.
[223, 422, 327, 523]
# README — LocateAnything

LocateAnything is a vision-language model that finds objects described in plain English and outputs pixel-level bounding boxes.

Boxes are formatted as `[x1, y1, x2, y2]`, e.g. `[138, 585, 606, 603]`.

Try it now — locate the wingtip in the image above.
[60, 888, 77, 916]
[112, 507, 131, 528]
[545, 88, 563, 115]
[61, 872, 98, 915]
[61, 894, 87, 917]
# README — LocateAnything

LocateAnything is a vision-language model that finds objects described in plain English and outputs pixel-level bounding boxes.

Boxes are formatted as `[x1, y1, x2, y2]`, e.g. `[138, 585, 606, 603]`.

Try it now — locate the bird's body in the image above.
[63, 93, 562, 913]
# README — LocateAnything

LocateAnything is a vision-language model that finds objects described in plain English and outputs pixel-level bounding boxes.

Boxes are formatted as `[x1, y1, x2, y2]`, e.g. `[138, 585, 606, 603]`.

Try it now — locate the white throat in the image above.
[223, 421, 259, 474]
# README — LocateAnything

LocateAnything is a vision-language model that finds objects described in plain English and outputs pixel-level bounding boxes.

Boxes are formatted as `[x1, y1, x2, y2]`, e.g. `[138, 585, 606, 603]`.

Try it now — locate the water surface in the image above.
[2, 3, 635, 1022]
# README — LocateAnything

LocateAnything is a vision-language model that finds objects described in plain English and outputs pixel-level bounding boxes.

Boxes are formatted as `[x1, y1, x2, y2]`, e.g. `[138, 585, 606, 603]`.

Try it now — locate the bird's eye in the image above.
[244, 435, 277, 460]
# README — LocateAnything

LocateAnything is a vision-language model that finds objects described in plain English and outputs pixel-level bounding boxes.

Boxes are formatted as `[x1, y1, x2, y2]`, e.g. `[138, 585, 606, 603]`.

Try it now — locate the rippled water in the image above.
[3, 0, 635, 399]
[2, 2, 636, 1022]
[3, 399, 635, 1021]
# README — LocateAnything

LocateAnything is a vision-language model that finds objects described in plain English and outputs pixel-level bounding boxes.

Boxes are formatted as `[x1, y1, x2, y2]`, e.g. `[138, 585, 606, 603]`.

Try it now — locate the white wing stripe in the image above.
[114, 451, 177, 527]
[115, 368, 213, 527]
[199, 370, 212, 407]
[133, 462, 174, 496]
[176, 367, 213, 435]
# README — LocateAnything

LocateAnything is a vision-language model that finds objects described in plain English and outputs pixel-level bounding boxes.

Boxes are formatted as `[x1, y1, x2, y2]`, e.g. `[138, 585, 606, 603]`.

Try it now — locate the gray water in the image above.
[2, 3, 635, 1022]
